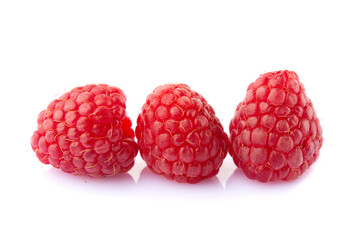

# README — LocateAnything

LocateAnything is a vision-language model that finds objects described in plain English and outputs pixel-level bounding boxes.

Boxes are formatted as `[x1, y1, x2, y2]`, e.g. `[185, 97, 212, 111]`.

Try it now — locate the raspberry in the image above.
[135, 84, 228, 183]
[30, 84, 138, 177]
[229, 70, 323, 182]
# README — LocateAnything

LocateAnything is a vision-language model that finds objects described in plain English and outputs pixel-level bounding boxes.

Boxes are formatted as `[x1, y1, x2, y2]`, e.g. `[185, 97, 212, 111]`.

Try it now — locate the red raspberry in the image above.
[30, 84, 138, 177]
[229, 70, 323, 182]
[135, 84, 228, 183]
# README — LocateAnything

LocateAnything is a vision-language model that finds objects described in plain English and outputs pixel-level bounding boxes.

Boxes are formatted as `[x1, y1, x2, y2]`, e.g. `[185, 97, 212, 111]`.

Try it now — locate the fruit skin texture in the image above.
[136, 84, 228, 183]
[229, 70, 323, 182]
[30, 84, 138, 177]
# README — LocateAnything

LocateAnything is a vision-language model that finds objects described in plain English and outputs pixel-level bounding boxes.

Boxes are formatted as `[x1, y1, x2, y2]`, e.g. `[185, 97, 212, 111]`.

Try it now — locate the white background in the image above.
[0, 1, 359, 239]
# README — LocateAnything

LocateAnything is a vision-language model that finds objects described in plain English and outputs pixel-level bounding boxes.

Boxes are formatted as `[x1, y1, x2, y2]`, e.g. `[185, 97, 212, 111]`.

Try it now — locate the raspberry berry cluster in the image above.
[135, 84, 229, 183]
[30, 84, 138, 177]
[229, 70, 323, 182]
[31, 70, 323, 183]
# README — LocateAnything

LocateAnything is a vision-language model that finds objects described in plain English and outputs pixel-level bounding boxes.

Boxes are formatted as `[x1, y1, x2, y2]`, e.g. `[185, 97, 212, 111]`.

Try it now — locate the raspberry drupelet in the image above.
[30, 84, 138, 177]
[136, 83, 228, 183]
[229, 70, 323, 182]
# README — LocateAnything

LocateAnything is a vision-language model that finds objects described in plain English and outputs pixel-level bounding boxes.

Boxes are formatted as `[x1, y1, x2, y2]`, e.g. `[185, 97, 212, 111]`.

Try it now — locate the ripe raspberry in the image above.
[30, 84, 138, 177]
[135, 84, 228, 183]
[229, 70, 323, 182]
